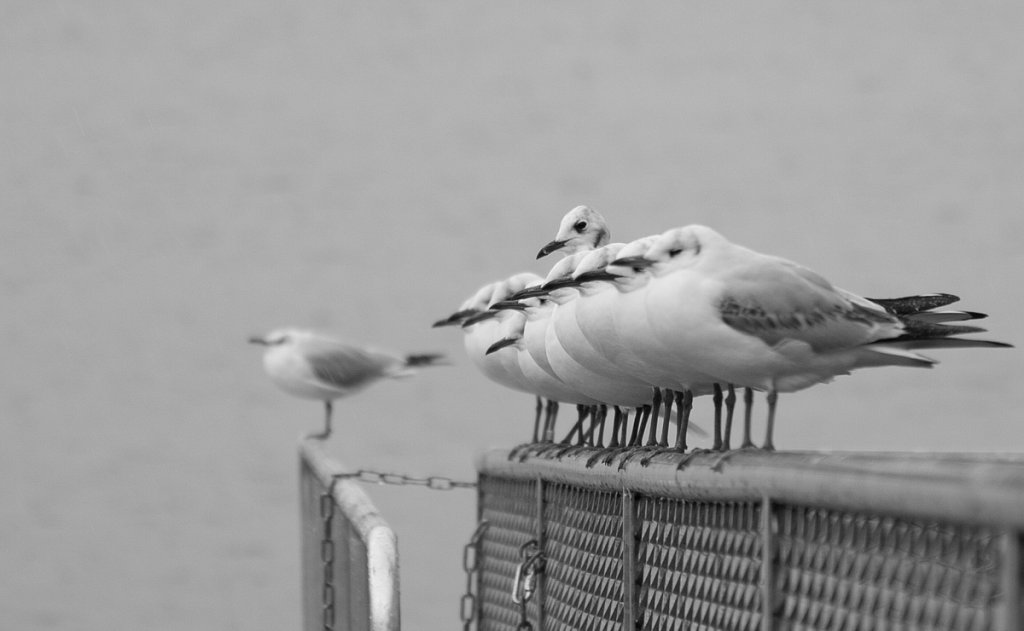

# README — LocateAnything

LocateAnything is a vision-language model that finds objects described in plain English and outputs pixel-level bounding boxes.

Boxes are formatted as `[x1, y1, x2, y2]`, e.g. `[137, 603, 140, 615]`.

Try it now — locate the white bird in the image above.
[432, 273, 555, 440]
[485, 296, 604, 444]
[536, 205, 612, 259]
[536, 211, 739, 452]
[249, 328, 444, 439]
[628, 225, 1011, 449]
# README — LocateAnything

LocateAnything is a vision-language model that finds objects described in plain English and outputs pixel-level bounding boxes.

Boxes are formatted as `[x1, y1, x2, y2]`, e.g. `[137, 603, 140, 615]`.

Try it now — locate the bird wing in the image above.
[716, 254, 901, 352]
[304, 340, 400, 391]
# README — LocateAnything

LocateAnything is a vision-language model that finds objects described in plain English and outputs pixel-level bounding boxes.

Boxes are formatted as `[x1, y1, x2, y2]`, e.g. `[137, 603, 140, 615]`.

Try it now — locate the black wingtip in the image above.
[868, 293, 962, 315]
[575, 269, 623, 283]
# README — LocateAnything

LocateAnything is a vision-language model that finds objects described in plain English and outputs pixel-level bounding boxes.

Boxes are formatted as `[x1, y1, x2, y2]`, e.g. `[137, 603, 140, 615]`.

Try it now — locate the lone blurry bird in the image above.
[249, 328, 445, 439]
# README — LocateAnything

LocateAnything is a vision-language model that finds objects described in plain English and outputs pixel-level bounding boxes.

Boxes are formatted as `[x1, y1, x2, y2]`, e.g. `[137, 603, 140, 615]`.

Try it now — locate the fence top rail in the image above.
[477, 448, 1024, 528]
[301, 439, 398, 545]
[300, 439, 400, 631]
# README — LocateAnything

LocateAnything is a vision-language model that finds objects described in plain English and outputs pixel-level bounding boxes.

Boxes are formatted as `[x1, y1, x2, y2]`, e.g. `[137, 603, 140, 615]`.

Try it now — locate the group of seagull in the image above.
[433, 205, 1010, 464]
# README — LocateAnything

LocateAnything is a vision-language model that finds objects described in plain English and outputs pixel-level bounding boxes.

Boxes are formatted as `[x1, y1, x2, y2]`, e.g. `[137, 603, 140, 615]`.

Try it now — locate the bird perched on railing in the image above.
[249, 328, 444, 439]
[432, 273, 561, 442]
[534, 209, 740, 453]
[436, 204, 1010, 458]
[613, 224, 1012, 450]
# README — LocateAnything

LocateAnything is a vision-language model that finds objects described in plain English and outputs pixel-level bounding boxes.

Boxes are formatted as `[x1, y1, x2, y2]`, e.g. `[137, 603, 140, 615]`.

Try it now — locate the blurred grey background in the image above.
[2, 1, 1022, 629]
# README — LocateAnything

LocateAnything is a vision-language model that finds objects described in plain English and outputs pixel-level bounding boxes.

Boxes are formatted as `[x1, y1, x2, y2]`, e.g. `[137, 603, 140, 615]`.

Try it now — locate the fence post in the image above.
[621, 490, 638, 631]
[760, 495, 775, 631]
[534, 475, 546, 630]
[999, 531, 1020, 630]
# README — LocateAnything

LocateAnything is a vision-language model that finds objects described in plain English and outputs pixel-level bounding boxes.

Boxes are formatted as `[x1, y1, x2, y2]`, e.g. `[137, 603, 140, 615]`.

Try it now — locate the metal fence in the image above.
[300, 440, 400, 631]
[474, 448, 1024, 631]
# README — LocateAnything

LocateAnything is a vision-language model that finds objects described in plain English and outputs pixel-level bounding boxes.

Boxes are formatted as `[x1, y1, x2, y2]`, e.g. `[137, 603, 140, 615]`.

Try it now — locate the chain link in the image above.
[459, 520, 490, 630]
[333, 469, 477, 491]
[511, 540, 544, 631]
[319, 478, 341, 631]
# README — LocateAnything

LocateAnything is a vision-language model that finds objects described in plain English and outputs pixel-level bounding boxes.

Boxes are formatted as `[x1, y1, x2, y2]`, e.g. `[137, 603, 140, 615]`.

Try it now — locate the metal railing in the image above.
[474, 448, 1024, 631]
[300, 440, 400, 631]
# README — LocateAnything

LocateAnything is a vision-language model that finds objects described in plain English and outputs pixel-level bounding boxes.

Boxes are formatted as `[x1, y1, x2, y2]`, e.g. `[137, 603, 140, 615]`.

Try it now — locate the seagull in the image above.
[432, 273, 558, 441]
[628, 225, 1012, 450]
[249, 328, 445, 439]
[536, 205, 612, 259]
[537, 215, 741, 454]
[485, 296, 603, 445]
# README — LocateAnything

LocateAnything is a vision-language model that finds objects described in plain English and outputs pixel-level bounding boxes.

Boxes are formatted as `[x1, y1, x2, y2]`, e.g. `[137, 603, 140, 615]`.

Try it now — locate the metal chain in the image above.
[319, 478, 340, 631]
[459, 520, 490, 631]
[333, 469, 477, 491]
[511, 540, 545, 631]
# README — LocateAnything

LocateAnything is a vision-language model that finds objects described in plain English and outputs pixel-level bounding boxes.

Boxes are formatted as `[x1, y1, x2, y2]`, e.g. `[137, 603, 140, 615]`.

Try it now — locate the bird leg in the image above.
[558, 405, 590, 445]
[629, 405, 650, 447]
[722, 385, 736, 450]
[593, 405, 607, 448]
[741, 388, 755, 448]
[646, 387, 663, 447]
[673, 390, 693, 451]
[550, 405, 593, 459]
[659, 388, 674, 447]
[608, 406, 623, 448]
[586, 407, 631, 468]
[542, 400, 559, 442]
[712, 384, 723, 451]
[306, 401, 333, 440]
[532, 396, 543, 443]
[763, 390, 778, 451]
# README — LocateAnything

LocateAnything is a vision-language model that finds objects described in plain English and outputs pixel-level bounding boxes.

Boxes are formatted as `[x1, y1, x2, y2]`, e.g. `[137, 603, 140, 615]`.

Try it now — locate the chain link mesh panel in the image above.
[476, 454, 1022, 631]
[478, 476, 541, 630]
[542, 484, 625, 631]
[775, 505, 1003, 631]
[637, 498, 763, 631]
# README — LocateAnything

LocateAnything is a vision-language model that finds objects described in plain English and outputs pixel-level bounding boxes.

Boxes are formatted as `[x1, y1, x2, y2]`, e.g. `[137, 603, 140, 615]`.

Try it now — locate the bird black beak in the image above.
[489, 300, 529, 311]
[486, 336, 520, 354]
[461, 310, 500, 327]
[248, 335, 269, 345]
[432, 309, 478, 328]
[574, 269, 623, 283]
[507, 285, 549, 301]
[537, 239, 568, 259]
[541, 277, 581, 292]
[610, 256, 655, 270]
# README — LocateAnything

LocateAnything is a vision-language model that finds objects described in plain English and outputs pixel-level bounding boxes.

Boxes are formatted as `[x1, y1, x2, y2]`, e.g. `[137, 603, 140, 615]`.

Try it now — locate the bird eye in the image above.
[573, 221, 588, 233]
[668, 247, 683, 257]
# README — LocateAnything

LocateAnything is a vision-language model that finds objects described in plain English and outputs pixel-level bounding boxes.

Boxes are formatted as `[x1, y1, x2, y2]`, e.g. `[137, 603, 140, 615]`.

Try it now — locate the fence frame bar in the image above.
[300, 440, 400, 631]
[476, 449, 1024, 529]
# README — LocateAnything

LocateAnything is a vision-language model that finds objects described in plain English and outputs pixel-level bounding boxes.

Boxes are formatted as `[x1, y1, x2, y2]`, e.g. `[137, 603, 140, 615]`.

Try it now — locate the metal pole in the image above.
[621, 490, 638, 631]
[999, 531, 1020, 631]
[760, 495, 775, 631]
[535, 475, 546, 630]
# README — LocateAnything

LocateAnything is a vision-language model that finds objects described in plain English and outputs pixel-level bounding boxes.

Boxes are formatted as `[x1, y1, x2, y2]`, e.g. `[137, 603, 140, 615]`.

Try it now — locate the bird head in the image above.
[536, 205, 610, 258]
